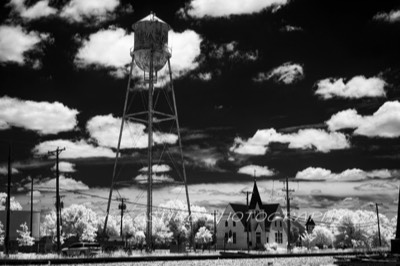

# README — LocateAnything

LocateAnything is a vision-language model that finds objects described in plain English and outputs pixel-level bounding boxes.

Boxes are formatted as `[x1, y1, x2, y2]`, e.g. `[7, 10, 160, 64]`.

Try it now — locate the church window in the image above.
[275, 231, 283, 244]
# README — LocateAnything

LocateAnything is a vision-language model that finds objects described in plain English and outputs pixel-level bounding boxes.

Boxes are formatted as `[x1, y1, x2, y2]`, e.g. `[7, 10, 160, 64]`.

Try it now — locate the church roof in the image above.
[262, 204, 280, 228]
[229, 203, 280, 230]
[230, 203, 249, 228]
[226, 181, 281, 232]
[249, 180, 262, 209]
[306, 215, 315, 226]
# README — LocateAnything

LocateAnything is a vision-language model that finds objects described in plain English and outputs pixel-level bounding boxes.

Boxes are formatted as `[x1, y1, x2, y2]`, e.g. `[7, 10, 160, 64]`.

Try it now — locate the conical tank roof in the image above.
[132, 12, 170, 31]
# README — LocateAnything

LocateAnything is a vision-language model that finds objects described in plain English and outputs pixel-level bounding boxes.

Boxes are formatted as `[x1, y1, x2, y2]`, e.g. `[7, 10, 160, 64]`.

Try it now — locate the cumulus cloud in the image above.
[33, 139, 115, 158]
[354, 182, 399, 192]
[183, 145, 224, 170]
[238, 165, 275, 177]
[254, 62, 304, 84]
[9, 0, 119, 23]
[0, 96, 78, 134]
[51, 161, 76, 173]
[280, 25, 302, 32]
[231, 128, 349, 154]
[75, 28, 133, 68]
[0, 167, 19, 175]
[315, 76, 386, 99]
[86, 114, 178, 149]
[134, 174, 175, 184]
[209, 41, 258, 62]
[75, 28, 201, 78]
[295, 167, 398, 181]
[60, 0, 119, 22]
[326, 101, 400, 138]
[34, 175, 89, 191]
[168, 30, 202, 75]
[26, 190, 42, 198]
[373, 10, 400, 23]
[0, 25, 45, 64]
[8, 0, 57, 20]
[198, 72, 212, 81]
[180, 0, 288, 18]
[139, 164, 171, 173]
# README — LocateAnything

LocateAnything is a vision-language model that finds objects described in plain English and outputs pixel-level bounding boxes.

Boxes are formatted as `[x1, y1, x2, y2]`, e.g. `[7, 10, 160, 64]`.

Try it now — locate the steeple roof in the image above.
[306, 215, 315, 226]
[249, 179, 262, 209]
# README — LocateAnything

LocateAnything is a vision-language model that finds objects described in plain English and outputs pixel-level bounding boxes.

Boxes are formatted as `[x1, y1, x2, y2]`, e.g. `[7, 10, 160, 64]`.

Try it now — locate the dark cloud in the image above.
[1, 0, 400, 217]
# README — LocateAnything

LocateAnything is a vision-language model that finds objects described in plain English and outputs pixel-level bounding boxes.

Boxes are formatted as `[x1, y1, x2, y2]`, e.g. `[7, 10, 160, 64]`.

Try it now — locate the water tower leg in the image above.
[146, 50, 154, 253]
[167, 58, 194, 252]
[392, 186, 400, 253]
[104, 54, 135, 236]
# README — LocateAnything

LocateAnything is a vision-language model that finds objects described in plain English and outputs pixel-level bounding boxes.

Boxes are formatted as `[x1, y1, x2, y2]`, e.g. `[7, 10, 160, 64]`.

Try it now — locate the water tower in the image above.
[103, 13, 193, 252]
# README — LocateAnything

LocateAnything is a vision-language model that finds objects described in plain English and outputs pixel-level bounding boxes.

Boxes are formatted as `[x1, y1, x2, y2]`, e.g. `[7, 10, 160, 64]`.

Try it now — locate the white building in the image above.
[217, 180, 303, 250]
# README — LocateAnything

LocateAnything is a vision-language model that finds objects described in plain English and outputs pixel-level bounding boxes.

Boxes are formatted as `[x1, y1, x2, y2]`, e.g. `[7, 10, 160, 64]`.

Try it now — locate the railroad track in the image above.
[0, 251, 390, 265]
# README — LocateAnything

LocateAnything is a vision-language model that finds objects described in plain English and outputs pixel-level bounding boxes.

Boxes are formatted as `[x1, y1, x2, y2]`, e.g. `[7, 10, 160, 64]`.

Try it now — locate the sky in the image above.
[1, 0, 400, 220]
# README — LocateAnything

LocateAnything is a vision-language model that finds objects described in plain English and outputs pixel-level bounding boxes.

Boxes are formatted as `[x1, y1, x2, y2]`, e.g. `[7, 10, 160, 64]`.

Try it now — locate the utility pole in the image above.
[5, 144, 12, 256]
[375, 203, 382, 247]
[282, 177, 294, 252]
[213, 210, 217, 252]
[54, 195, 65, 234]
[30, 176, 33, 237]
[118, 197, 127, 239]
[48, 147, 65, 254]
[60, 196, 64, 232]
[241, 190, 252, 253]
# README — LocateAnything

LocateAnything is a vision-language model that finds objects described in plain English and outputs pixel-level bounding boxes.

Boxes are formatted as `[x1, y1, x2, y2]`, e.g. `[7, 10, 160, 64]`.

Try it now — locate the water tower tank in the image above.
[132, 13, 171, 73]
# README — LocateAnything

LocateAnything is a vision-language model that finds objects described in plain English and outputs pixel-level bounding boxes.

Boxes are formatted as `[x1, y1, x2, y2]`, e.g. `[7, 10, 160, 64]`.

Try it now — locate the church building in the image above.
[216, 179, 301, 250]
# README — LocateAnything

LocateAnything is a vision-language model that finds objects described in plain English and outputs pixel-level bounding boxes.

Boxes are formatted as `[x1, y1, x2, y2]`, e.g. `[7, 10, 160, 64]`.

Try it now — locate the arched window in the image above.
[275, 231, 283, 244]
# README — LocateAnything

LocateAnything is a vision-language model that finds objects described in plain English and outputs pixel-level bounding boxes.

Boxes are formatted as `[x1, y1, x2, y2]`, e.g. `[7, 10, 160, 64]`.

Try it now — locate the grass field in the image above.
[34, 257, 335, 266]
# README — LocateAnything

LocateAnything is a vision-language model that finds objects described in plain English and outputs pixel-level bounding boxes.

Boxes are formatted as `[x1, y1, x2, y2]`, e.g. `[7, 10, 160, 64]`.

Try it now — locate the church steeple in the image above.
[249, 177, 262, 209]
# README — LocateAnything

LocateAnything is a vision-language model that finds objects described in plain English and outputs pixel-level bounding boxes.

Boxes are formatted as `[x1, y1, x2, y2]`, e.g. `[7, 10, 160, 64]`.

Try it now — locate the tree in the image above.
[17, 222, 34, 246]
[41, 210, 62, 244]
[134, 213, 172, 247]
[301, 231, 315, 250]
[131, 230, 146, 251]
[62, 204, 99, 242]
[122, 215, 136, 239]
[41, 204, 99, 243]
[0, 192, 23, 211]
[195, 226, 212, 251]
[158, 200, 213, 246]
[324, 208, 394, 249]
[332, 210, 369, 249]
[158, 200, 190, 245]
[98, 214, 119, 237]
[312, 226, 334, 249]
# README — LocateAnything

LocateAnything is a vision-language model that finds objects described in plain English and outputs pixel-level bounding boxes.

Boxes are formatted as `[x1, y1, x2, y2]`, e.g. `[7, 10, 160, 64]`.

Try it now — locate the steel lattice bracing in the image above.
[103, 13, 193, 252]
